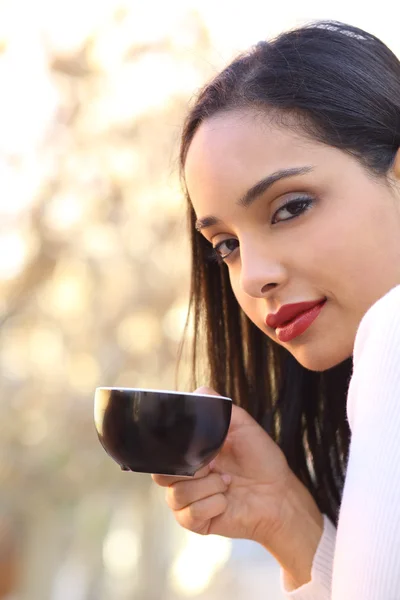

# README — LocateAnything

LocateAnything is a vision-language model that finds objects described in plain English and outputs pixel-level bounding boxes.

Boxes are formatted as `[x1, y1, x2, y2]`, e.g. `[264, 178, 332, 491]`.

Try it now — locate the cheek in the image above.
[229, 275, 262, 324]
[306, 204, 378, 277]
[229, 272, 249, 310]
[228, 271, 242, 305]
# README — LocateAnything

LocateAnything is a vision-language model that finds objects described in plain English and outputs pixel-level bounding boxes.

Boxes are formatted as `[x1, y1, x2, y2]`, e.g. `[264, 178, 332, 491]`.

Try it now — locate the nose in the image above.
[239, 243, 286, 298]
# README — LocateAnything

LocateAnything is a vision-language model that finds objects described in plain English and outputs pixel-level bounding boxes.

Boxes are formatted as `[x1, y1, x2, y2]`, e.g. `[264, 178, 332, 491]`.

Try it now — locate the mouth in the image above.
[275, 299, 327, 342]
[280, 307, 316, 327]
[280, 315, 300, 327]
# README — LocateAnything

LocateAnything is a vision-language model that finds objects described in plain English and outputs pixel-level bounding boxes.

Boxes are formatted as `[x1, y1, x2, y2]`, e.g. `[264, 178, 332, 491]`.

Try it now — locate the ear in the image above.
[391, 147, 400, 181]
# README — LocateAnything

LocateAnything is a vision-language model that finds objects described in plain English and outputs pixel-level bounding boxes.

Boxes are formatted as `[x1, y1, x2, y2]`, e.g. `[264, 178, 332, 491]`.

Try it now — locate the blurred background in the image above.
[0, 1, 399, 598]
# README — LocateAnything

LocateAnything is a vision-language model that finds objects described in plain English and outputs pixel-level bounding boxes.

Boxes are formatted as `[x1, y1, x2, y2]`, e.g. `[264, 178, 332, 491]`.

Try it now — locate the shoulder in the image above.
[353, 283, 400, 366]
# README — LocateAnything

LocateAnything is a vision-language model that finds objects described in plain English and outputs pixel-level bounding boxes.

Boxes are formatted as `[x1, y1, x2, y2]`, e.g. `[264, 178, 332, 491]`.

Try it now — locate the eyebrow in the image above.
[195, 165, 314, 231]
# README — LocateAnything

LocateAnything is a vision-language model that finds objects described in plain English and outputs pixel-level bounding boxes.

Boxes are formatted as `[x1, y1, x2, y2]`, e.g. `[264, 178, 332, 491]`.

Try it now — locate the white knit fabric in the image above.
[280, 283, 400, 599]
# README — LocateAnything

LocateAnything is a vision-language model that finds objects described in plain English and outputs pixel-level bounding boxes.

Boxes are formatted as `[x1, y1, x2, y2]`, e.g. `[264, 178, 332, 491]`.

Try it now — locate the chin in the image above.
[297, 357, 340, 372]
[294, 347, 352, 372]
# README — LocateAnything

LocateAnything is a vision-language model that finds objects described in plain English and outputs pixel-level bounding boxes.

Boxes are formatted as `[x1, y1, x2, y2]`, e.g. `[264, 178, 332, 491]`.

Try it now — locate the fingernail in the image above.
[221, 474, 231, 485]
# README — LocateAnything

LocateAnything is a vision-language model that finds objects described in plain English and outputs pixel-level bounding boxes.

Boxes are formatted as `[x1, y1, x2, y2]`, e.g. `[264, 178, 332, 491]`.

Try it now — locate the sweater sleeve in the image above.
[331, 283, 400, 599]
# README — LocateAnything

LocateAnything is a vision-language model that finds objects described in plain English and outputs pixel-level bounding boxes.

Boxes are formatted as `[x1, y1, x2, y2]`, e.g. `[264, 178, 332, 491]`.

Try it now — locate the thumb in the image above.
[229, 402, 259, 431]
[193, 386, 221, 396]
[193, 387, 256, 431]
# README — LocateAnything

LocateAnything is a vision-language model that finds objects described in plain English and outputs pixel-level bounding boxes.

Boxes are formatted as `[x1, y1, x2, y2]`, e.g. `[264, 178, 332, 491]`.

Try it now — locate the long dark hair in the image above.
[178, 21, 400, 526]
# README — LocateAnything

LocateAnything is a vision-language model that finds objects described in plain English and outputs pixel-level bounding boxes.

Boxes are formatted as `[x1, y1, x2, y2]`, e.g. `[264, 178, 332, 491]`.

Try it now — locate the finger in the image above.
[151, 464, 211, 488]
[166, 472, 229, 511]
[174, 494, 228, 535]
[193, 386, 220, 396]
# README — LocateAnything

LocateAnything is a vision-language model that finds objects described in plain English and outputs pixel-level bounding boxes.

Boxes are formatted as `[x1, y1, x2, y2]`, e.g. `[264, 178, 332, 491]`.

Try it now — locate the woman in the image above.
[152, 20, 400, 598]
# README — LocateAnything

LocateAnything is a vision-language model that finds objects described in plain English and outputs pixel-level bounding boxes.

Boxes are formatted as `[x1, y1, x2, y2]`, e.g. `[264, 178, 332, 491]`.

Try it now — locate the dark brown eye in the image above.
[213, 238, 239, 260]
[272, 197, 314, 224]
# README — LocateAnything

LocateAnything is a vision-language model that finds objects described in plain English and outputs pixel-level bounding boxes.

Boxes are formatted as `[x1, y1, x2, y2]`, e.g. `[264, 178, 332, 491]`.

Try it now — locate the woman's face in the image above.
[184, 109, 400, 371]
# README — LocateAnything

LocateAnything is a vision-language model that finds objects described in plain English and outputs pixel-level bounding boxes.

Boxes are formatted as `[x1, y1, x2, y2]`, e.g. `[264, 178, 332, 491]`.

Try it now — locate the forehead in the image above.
[184, 110, 318, 208]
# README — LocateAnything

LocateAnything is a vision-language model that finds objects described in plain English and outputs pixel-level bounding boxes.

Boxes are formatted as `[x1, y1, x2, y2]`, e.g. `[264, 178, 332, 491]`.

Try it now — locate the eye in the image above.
[272, 196, 314, 224]
[212, 238, 239, 262]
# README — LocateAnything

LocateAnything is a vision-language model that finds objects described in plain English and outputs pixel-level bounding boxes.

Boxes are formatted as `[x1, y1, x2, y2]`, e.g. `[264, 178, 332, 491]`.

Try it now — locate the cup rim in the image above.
[95, 387, 232, 401]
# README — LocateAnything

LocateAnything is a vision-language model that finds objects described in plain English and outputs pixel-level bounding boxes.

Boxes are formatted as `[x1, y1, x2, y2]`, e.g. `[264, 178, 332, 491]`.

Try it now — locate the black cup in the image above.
[94, 387, 232, 476]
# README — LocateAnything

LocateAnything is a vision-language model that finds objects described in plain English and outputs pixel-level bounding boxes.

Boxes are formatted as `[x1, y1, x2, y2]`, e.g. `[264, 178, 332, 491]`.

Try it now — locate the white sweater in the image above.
[280, 282, 400, 599]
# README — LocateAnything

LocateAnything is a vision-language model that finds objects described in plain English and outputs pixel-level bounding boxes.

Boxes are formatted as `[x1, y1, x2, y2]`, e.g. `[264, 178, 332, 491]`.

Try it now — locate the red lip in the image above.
[266, 299, 326, 329]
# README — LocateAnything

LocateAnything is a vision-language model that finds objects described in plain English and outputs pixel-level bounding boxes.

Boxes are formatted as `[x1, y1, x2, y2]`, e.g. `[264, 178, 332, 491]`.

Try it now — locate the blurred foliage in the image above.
[0, 2, 215, 507]
[0, 2, 285, 598]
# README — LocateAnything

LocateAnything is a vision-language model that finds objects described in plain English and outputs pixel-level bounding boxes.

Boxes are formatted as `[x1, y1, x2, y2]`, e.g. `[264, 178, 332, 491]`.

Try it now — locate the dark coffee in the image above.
[94, 388, 232, 476]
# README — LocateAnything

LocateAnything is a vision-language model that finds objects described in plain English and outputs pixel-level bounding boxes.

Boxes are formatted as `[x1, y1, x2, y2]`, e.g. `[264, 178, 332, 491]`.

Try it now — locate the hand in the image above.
[152, 386, 297, 546]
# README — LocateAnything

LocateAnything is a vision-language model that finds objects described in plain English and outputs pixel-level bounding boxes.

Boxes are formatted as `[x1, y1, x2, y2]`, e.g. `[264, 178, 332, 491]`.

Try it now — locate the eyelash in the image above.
[207, 196, 314, 264]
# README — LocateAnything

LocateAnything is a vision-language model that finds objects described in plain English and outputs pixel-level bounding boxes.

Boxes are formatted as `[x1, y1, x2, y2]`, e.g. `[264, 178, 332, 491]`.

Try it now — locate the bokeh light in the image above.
[103, 528, 141, 577]
[170, 533, 232, 596]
